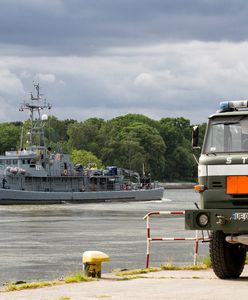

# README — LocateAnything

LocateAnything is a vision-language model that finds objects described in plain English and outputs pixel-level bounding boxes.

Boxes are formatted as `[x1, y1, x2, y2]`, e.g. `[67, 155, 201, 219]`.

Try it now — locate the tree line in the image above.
[0, 114, 206, 182]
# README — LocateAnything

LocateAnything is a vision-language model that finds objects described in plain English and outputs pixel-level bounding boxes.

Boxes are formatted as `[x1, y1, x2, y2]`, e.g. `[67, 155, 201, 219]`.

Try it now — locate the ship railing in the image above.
[143, 211, 210, 268]
[5, 150, 36, 156]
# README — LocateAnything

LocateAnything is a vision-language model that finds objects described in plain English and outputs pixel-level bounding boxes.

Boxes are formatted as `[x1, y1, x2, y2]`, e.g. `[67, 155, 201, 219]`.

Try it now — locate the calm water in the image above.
[0, 189, 208, 285]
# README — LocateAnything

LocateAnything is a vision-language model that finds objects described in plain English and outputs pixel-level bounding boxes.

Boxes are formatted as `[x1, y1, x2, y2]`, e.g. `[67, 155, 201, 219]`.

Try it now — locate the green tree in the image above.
[101, 120, 166, 179]
[45, 116, 76, 150]
[197, 123, 207, 147]
[171, 146, 195, 180]
[101, 136, 146, 173]
[121, 122, 166, 177]
[159, 117, 191, 153]
[70, 149, 103, 168]
[159, 117, 193, 181]
[0, 123, 22, 154]
[67, 118, 105, 156]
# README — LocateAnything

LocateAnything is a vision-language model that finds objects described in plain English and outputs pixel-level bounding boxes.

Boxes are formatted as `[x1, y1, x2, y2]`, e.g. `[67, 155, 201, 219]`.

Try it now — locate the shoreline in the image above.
[161, 182, 196, 189]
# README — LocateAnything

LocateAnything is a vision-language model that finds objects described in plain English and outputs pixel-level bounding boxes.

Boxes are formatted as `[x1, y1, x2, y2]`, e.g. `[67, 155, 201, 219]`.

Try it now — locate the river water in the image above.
[0, 189, 208, 285]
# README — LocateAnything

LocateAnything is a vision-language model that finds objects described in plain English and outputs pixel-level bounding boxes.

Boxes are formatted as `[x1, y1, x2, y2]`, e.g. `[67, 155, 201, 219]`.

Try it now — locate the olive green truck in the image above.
[185, 100, 248, 279]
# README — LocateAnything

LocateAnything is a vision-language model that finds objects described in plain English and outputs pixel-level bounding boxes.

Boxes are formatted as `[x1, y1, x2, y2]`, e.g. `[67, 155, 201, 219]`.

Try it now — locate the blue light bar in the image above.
[220, 101, 229, 110]
[219, 100, 248, 110]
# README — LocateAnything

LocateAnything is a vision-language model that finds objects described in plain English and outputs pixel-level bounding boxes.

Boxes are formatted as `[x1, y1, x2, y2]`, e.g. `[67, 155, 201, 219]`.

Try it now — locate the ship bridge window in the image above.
[90, 177, 98, 185]
[13, 160, 17, 165]
[22, 159, 32, 165]
[6, 160, 11, 164]
[100, 178, 106, 185]
[29, 159, 35, 167]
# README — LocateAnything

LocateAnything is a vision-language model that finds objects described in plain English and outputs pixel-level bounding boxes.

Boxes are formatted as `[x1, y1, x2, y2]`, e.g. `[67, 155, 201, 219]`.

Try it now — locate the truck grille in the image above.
[211, 181, 223, 188]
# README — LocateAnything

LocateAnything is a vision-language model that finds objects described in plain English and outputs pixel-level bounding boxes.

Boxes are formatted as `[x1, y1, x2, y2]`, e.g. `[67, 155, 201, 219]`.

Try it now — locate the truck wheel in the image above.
[210, 231, 246, 279]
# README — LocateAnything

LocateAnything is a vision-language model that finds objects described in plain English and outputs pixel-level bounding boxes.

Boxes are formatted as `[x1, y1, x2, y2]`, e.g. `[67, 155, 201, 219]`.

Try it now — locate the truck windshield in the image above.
[203, 116, 248, 153]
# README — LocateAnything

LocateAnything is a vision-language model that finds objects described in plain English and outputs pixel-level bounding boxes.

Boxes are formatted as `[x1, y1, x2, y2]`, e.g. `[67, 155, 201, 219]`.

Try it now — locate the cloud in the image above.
[134, 73, 156, 88]
[35, 73, 56, 83]
[0, 1, 248, 56]
[0, 40, 248, 124]
[0, 70, 24, 97]
[1, 1, 248, 124]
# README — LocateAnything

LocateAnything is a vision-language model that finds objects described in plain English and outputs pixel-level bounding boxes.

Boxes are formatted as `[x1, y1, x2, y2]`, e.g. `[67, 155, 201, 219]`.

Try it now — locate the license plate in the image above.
[230, 212, 248, 221]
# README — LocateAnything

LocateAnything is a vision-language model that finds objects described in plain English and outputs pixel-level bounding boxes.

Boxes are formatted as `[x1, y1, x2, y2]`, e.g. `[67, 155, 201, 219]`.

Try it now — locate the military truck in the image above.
[185, 100, 248, 279]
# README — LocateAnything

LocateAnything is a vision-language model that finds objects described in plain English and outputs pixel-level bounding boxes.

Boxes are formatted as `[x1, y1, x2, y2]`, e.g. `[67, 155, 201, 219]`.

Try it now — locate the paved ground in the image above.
[0, 266, 248, 300]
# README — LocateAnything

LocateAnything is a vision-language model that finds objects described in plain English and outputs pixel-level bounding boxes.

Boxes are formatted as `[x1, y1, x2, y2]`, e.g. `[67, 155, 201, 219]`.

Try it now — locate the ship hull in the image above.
[0, 187, 164, 204]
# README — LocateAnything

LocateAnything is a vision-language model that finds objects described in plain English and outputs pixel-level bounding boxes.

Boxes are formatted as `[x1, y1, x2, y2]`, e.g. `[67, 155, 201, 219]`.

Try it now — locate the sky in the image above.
[1, 0, 248, 124]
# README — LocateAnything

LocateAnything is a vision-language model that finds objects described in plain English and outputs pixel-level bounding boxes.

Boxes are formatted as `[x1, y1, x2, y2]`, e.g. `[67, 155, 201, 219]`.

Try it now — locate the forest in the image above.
[0, 114, 206, 182]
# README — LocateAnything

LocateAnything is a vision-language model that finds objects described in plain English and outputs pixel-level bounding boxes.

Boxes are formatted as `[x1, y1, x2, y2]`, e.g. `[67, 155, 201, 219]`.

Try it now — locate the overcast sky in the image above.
[1, 0, 248, 124]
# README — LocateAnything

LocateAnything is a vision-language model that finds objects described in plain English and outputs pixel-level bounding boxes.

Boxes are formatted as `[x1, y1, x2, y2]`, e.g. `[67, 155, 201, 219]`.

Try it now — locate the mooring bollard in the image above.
[82, 251, 110, 278]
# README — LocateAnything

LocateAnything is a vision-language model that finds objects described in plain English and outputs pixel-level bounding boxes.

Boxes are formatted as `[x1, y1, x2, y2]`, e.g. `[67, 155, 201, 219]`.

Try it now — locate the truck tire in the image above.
[210, 231, 246, 279]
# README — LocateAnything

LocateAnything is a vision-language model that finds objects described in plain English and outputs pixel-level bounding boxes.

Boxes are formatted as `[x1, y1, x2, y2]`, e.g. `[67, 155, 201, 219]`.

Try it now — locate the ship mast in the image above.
[19, 82, 51, 149]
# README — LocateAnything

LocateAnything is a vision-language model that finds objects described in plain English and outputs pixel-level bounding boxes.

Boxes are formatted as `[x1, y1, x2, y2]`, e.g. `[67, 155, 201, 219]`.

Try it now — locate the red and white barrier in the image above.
[143, 211, 207, 268]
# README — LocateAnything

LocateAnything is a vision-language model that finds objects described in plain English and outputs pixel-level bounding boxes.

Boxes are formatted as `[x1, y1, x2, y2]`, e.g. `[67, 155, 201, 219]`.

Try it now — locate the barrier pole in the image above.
[145, 214, 150, 268]
[193, 230, 199, 265]
[143, 211, 206, 268]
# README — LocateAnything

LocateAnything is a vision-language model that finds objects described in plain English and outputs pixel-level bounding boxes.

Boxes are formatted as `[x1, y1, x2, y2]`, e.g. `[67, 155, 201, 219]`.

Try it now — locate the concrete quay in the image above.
[0, 266, 248, 300]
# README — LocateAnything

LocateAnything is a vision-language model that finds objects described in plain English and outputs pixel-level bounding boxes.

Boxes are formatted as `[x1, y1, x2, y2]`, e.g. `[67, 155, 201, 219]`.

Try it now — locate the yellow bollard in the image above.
[82, 251, 110, 278]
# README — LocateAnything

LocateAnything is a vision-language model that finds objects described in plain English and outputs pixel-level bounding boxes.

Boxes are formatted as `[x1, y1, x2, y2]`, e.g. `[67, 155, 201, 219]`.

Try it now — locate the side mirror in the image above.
[192, 126, 199, 148]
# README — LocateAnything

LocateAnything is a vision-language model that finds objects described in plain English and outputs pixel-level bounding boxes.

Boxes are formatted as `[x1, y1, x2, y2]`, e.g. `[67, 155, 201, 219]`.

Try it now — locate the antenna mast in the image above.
[19, 82, 52, 149]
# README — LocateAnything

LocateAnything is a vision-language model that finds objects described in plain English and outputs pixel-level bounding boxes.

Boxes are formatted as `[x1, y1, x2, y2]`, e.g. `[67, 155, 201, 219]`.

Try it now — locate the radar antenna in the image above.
[19, 82, 52, 149]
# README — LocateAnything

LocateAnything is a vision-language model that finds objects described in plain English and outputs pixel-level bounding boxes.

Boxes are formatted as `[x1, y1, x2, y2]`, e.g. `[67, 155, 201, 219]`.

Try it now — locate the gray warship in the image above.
[0, 83, 164, 204]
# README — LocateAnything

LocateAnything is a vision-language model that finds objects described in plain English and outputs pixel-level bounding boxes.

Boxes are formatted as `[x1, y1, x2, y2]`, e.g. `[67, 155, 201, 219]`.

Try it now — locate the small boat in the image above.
[0, 83, 164, 204]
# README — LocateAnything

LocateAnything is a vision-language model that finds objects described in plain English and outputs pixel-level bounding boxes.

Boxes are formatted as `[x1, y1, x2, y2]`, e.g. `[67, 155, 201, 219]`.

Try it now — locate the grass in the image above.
[5, 272, 93, 292]
[64, 272, 93, 283]
[115, 257, 212, 278]
[117, 275, 148, 281]
[161, 255, 212, 271]
[202, 255, 212, 268]
[115, 267, 160, 276]
[160, 262, 209, 271]
[246, 253, 248, 264]
[5, 280, 61, 292]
